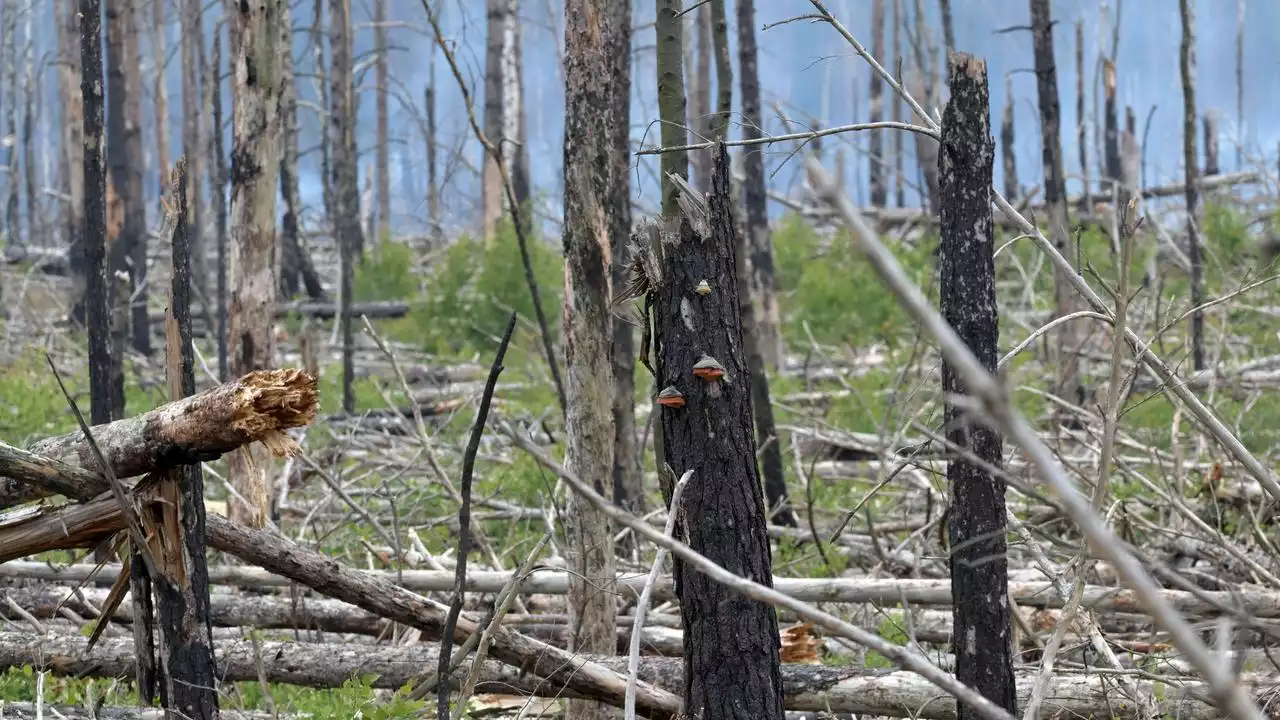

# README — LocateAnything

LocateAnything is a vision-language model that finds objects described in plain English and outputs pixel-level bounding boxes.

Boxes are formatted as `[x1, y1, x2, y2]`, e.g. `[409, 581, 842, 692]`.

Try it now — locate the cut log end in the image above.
[229, 369, 320, 440]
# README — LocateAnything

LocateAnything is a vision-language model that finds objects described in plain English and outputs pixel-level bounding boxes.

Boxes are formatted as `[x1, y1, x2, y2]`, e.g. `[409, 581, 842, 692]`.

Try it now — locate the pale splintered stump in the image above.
[652, 144, 784, 720]
[938, 52, 1017, 719]
[0, 369, 319, 509]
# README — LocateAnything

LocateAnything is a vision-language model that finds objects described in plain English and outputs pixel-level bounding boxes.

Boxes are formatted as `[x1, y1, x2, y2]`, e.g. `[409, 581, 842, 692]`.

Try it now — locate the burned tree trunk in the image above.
[228, 0, 284, 527]
[653, 145, 785, 720]
[331, 0, 360, 412]
[892, 0, 905, 208]
[1103, 58, 1120, 195]
[688, 1, 711, 191]
[561, 5, 621, 717]
[736, 0, 781, 370]
[180, 0, 207, 322]
[374, 0, 389, 239]
[80, 0, 112, 428]
[311, 0, 331, 220]
[278, 0, 324, 302]
[1179, 0, 1203, 371]
[1203, 111, 1219, 177]
[424, 82, 439, 241]
[149, 0, 169, 196]
[105, 0, 149, 357]
[656, 0, 689, 218]
[152, 157, 219, 719]
[210, 25, 228, 381]
[606, 0, 640, 522]
[481, 0, 525, 238]
[60, 0, 86, 323]
[1075, 20, 1090, 213]
[938, 52, 1016, 720]
[1000, 76, 1017, 200]
[1029, 0, 1080, 407]
[869, 0, 886, 207]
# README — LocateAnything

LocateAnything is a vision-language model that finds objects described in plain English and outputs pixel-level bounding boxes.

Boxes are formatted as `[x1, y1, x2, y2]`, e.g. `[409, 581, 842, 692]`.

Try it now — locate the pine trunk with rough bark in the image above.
[60, 0, 87, 321]
[606, 0, 639, 523]
[654, 146, 785, 720]
[938, 51, 1016, 720]
[869, 0, 886, 207]
[81, 0, 111, 428]
[227, 0, 284, 528]
[1029, 0, 1079, 406]
[106, 0, 150, 358]
[735, 0, 781, 371]
[561, 7, 621, 719]
[1179, 0, 1203, 371]
[374, 0, 389, 239]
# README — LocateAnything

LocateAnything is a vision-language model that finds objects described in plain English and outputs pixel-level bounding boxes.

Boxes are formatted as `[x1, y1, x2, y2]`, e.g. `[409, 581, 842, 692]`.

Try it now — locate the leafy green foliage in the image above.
[355, 239, 420, 303]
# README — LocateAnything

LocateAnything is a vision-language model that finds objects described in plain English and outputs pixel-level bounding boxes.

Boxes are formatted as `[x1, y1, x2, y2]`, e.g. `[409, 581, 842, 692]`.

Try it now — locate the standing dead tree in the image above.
[1179, 0, 1203, 371]
[1028, 0, 1080, 406]
[1000, 76, 1016, 201]
[105, 0, 149, 358]
[80, 0, 111, 428]
[481, 0, 528, 239]
[148, 0, 169, 196]
[374, 0, 389, 239]
[278, 0, 324, 302]
[606, 0, 641, 525]
[652, 145, 785, 720]
[561, 4, 622, 717]
[211, 24, 229, 381]
[60, 0, 86, 323]
[228, 0, 284, 526]
[1075, 20, 1089, 213]
[331, 0, 360, 414]
[869, 0, 886, 207]
[180, 0, 208, 322]
[938, 51, 1016, 720]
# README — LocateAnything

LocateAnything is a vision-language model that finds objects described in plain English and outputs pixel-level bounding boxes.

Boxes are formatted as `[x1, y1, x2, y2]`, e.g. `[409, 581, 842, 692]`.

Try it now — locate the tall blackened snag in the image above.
[653, 144, 785, 720]
[938, 51, 1017, 720]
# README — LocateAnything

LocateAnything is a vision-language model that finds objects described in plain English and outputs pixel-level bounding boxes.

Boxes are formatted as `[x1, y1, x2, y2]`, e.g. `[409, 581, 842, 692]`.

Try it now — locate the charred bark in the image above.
[1103, 58, 1120, 194]
[605, 0, 640, 523]
[210, 25, 228, 380]
[374, 0, 389, 238]
[1075, 20, 1090, 213]
[80, 0, 111, 429]
[892, 0, 905, 208]
[562, 5, 621, 717]
[1000, 77, 1017, 200]
[653, 146, 785, 720]
[938, 52, 1016, 720]
[736, 0, 781, 370]
[153, 156, 218, 719]
[105, 0, 150, 357]
[278, 0, 323, 302]
[180, 0, 208, 325]
[424, 82, 440, 241]
[1203, 111, 1219, 177]
[1029, 0, 1079, 405]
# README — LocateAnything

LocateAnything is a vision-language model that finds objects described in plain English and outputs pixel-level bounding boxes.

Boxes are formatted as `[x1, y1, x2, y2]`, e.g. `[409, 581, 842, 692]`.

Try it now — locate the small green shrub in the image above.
[354, 239, 419, 302]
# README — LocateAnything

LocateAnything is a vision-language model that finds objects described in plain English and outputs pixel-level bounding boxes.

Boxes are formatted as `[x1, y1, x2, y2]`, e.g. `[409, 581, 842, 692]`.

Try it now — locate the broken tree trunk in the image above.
[652, 145, 785, 719]
[938, 52, 1016, 719]
[150, 156, 219, 718]
[0, 369, 318, 510]
[1000, 76, 1017, 201]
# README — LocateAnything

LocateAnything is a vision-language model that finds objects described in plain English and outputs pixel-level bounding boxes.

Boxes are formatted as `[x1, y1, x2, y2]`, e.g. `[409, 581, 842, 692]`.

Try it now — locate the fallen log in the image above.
[0, 702, 276, 719]
[4, 632, 1271, 719]
[0, 369, 318, 509]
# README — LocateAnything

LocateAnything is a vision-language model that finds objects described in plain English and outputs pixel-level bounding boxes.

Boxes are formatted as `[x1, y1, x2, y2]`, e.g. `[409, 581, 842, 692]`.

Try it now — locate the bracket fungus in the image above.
[656, 386, 686, 408]
[692, 354, 725, 381]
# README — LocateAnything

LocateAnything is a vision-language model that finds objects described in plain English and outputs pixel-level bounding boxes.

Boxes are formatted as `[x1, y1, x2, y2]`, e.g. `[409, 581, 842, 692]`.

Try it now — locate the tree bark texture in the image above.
[1179, 0, 1203, 371]
[736, 0, 782, 371]
[1075, 20, 1090, 213]
[277, 0, 324, 302]
[310, 0, 331, 220]
[154, 156, 219, 719]
[424, 81, 440, 240]
[869, 0, 887, 207]
[604, 0, 640, 523]
[330, 0, 363, 261]
[80, 0, 111, 428]
[938, 52, 1017, 720]
[481, 0, 526, 239]
[211, 25, 229, 381]
[1000, 77, 1017, 200]
[689, 2, 711, 192]
[149, 0, 170, 198]
[653, 146, 785, 720]
[374, 0, 389, 238]
[1103, 58, 1120, 192]
[228, 0, 285, 527]
[656, 0, 689, 219]
[892, 0, 905, 208]
[562, 5, 621, 717]
[105, 0, 150, 357]
[180, 0, 207, 319]
[1028, 0, 1080, 405]
[20, 4, 36, 247]
[1203, 111, 1219, 177]
[60, 0, 86, 323]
